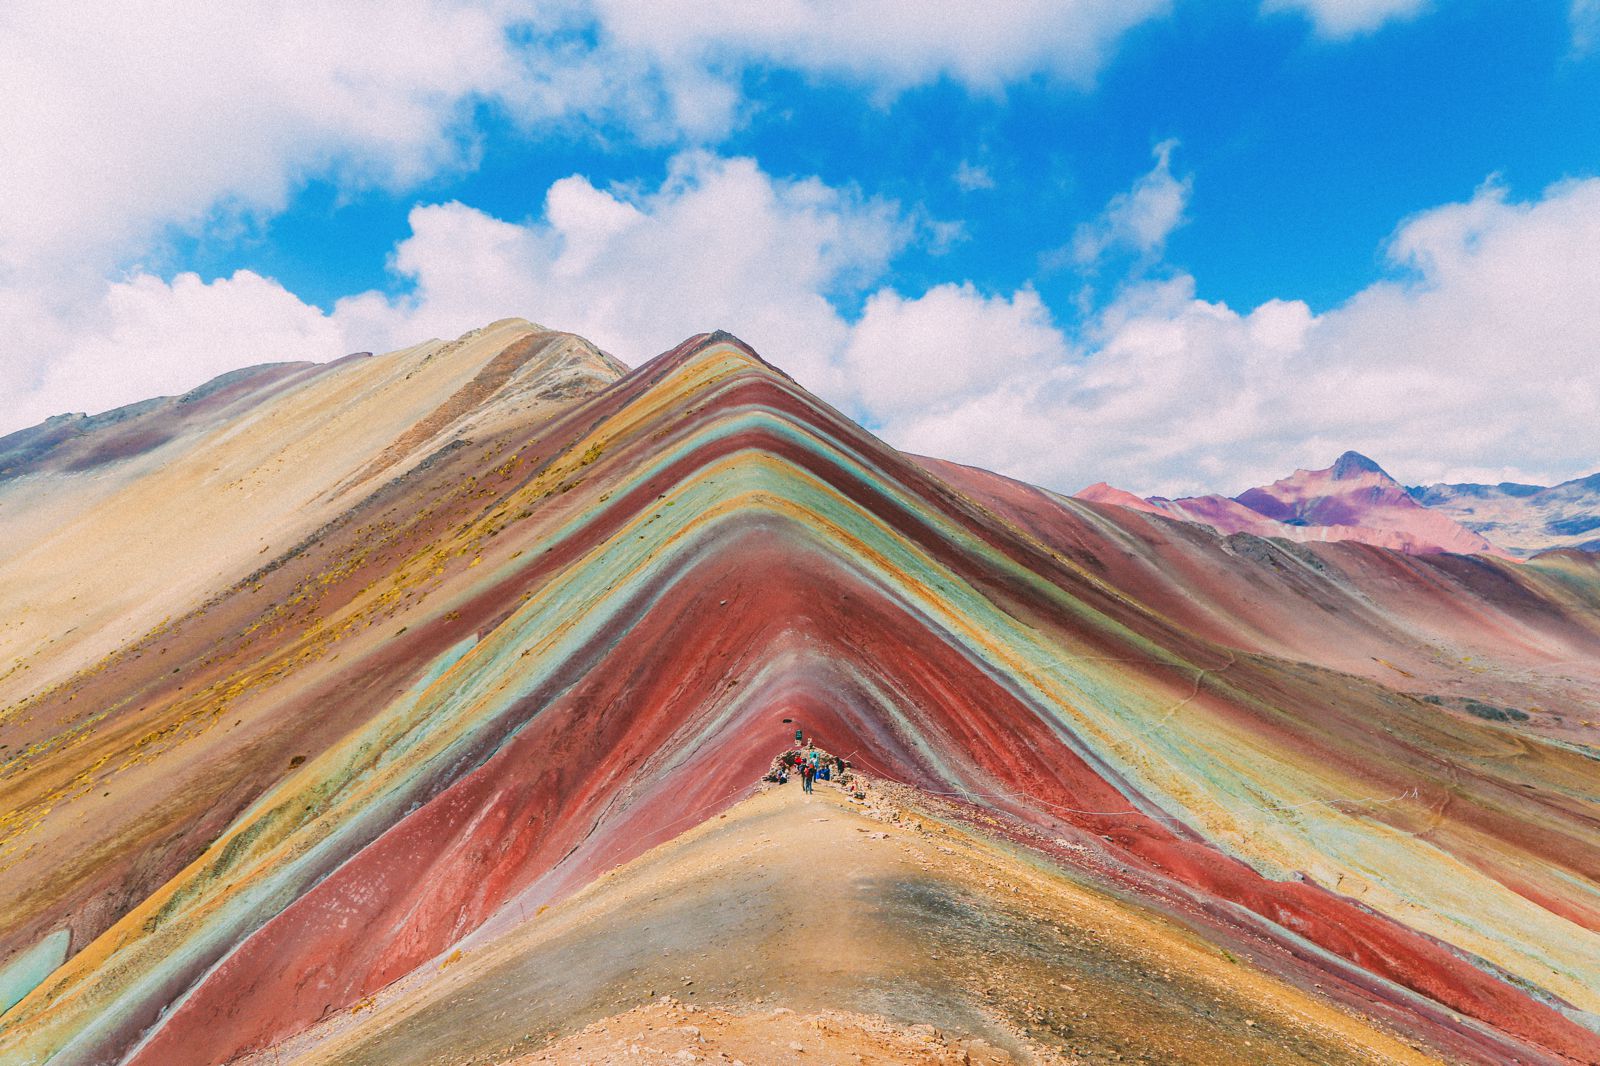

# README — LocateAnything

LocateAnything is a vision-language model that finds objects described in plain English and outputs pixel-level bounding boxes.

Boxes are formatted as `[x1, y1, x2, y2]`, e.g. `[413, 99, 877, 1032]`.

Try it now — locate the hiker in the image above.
[801, 759, 816, 794]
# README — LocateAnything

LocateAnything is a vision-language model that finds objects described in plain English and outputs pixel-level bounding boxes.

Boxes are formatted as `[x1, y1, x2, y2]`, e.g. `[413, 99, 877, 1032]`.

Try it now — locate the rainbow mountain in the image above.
[2, 320, 1600, 1065]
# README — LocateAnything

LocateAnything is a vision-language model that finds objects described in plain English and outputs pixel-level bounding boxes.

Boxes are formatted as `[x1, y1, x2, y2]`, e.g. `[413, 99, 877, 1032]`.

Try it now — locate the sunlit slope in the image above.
[930, 454, 1600, 749]
[0, 318, 623, 706]
[1, 332, 1597, 1064]
[270, 785, 1440, 1066]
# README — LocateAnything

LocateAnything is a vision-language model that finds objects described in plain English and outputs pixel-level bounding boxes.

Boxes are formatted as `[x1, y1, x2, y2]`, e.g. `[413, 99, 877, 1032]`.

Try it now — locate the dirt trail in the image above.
[261, 778, 1440, 1066]
[513, 999, 1017, 1065]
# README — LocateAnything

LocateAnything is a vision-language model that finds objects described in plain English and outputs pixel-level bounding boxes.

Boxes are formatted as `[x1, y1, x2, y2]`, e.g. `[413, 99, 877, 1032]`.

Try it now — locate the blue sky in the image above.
[4, 0, 1599, 495]
[205, 0, 1596, 317]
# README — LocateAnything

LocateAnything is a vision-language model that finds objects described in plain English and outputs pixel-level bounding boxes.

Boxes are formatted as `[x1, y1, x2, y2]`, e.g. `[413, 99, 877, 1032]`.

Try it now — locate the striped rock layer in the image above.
[1, 326, 1599, 1064]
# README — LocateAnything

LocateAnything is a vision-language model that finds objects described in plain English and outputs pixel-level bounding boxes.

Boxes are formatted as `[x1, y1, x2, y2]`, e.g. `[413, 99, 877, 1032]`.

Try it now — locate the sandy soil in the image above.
[511, 999, 1017, 1065]
[261, 777, 1438, 1066]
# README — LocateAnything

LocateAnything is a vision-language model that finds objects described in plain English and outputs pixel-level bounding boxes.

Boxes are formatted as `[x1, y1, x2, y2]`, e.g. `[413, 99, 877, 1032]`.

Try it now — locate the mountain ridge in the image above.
[1084, 451, 1510, 557]
[1081, 451, 1600, 560]
[1411, 469, 1600, 556]
[2, 325, 1598, 1064]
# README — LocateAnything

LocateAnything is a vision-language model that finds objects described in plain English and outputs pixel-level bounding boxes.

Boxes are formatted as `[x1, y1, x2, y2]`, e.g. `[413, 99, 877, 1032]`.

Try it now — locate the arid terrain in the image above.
[2, 322, 1598, 1065]
[260, 781, 1438, 1066]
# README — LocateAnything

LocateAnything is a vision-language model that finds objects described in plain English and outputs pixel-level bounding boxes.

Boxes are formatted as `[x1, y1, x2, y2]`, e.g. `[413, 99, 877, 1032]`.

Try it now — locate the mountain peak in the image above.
[3, 323, 1598, 1065]
[1330, 450, 1387, 480]
[1075, 481, 1169, 515]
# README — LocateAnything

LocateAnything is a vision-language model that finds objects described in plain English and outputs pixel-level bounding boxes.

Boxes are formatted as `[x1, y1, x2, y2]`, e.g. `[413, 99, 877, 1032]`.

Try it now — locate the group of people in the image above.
[795, 743, 829, 792]
[774, 732, 844, 794]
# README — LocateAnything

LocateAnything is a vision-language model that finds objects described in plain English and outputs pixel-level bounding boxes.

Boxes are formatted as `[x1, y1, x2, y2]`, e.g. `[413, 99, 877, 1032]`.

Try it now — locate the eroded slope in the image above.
[1, 330, 1597, 1065]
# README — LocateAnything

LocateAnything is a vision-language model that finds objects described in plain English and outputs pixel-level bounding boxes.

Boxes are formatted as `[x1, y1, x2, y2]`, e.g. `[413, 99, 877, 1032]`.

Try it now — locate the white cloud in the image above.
[866, 178, 1600, 496]
[954, 162, 997, 192]
[5, 4, 1591, 498]
[1571, 0, 1600, 53]
[1261, 0, 1430, 39]
[0, 153, 848, 430]
[0, 0, 536, 275]
[843, 285, 1064, 420]
[16, 149, 1600, 501]
[7, 155, 1599, 504]
[1072, 139, 1191, 265]
[0, 0, 553, 433]
[0, 0, 1176, 433]
[0, 152, 911, 434]
[3, 271, 350, 431]
[337, 152, 908, 393]
[585, 0, 1171, 96]
[0, 0, 1174, 280]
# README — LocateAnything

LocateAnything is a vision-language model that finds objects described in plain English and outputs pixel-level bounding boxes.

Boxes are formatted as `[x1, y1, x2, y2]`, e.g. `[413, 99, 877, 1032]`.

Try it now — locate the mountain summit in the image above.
[2, 324, 1598, 1065]
[1232, 452, 1499, 553]
[1088, 451, 1505, 556]
[1412, 469, 1600, 557]
[1330, 449, 1386, 479]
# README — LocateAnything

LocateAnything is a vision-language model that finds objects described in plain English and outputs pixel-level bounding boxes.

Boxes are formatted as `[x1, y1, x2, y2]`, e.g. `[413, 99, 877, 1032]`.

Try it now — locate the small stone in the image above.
[788, 1041, 805, 1052]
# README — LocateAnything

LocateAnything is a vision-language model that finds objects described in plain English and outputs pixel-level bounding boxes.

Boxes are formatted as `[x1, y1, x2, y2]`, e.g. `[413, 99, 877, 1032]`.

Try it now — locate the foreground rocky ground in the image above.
[253, 779, 1437, 1066]
[511, 1000, 1017, 1066]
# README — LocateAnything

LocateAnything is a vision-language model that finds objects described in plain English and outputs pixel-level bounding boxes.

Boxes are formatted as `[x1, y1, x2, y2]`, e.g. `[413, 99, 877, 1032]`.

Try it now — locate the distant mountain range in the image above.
[1080, 451, 1600, 558]
[1410, 471, 1600, 556]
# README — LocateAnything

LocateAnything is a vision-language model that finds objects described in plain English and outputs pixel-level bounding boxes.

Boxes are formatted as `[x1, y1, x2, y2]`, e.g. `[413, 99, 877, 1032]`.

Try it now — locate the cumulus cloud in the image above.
[336, 153, 908, 393]
[0, 152, 913, 434]
[0, 0, 1172, 280]
[843, 285, 1064, 419]
[0, 0, 1177, 434]
[1572, 0, 1600, 53]
[871, 178, 1600, 496]
[584, 0, 1171, 96]
[954, 162, 997, 192]
[9, 152, 1599, 500]
[5, 3, 1594, 497]
[0, 0, 540, 275]
[0, 0, 550, 433]
[1261, 0, 1430, 39]
[1072, 139, 1191, 265]
[3, 272, 349, 432]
